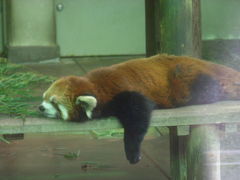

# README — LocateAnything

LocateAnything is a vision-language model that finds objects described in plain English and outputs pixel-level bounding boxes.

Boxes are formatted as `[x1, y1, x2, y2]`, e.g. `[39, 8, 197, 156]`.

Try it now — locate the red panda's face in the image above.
[39, 76, 97, 121]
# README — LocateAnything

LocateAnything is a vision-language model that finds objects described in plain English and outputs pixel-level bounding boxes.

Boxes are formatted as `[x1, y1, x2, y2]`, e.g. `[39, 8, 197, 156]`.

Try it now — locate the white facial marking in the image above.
[50, 95, 56, 102]
[76, 96, 97, 119]
[86, 111, 92, 119]
[43, 92, 46, 98]
[58, 104, 69, 120]
[41, 100, 58, 118]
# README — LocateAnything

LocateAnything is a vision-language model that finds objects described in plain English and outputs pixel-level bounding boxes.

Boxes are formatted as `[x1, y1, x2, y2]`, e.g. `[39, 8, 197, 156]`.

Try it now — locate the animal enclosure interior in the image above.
[1, 0, 240, 180]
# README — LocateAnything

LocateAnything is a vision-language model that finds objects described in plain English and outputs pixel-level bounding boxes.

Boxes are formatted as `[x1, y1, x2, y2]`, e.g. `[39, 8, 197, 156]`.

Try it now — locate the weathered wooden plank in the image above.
[225, 124, 238, 133]
[0, 117, 121, 134]
[151, 101, 240, 126]
[1, 101, 240, 134]
[177, 126, 190, 136]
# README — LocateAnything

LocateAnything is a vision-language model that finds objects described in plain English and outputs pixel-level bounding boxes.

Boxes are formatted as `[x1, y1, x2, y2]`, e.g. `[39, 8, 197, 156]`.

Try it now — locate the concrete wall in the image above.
[1, 0, 240, 61]
[55, 0, 240, 56]
[5, 0, 59, 62]
[7, 0, 56, 46]
[55, 0, 145, 57]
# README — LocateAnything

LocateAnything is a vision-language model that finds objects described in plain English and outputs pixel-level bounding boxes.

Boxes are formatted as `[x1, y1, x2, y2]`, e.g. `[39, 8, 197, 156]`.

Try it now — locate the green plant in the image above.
[0, 63, 55, 118]
[0, 136, 10, 144]
[63, 150, 81, 160]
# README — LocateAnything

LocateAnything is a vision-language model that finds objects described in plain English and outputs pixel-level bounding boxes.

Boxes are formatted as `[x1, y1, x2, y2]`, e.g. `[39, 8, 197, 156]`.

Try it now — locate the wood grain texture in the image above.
[1, 101, 240, 134]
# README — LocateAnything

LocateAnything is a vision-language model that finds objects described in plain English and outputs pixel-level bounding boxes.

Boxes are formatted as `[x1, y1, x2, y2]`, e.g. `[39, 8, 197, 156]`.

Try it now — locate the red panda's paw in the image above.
[124, 131, 144, 164]
[105, 91, 154, 164]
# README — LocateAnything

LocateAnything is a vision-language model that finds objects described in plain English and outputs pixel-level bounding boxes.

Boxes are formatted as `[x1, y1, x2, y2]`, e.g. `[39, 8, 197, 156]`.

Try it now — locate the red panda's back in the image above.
[85, 55, 175, 106]
[86, 54, 240, 107]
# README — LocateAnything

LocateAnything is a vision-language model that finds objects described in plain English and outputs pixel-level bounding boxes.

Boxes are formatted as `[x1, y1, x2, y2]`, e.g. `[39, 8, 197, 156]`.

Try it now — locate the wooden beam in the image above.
[1, 101, 240, 134]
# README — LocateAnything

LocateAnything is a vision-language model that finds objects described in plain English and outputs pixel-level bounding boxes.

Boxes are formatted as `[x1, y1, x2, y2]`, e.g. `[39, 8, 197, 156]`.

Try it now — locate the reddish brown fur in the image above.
[44, 54, 240, 119]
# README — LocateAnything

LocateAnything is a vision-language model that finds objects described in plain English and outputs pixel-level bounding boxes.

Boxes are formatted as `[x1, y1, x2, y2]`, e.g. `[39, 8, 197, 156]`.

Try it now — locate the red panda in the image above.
[39, 54, 240, 164]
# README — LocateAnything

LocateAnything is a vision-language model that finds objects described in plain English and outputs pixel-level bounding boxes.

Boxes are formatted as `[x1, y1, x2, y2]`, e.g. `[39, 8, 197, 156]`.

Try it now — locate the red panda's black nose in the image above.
[39, 105, 45, 112]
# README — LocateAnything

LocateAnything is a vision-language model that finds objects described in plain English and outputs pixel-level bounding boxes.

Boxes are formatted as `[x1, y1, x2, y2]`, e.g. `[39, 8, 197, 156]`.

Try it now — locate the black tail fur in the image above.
[103, 91, 155, 164]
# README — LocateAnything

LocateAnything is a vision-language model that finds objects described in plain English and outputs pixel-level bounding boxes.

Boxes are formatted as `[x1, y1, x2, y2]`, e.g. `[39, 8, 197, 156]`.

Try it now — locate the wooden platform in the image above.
[1, 101, 240, 180]
[0, 101, 240, 135]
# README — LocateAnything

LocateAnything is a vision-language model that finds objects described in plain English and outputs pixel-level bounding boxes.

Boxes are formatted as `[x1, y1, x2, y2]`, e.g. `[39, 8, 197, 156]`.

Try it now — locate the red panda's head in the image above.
[39, 76, 97, 121]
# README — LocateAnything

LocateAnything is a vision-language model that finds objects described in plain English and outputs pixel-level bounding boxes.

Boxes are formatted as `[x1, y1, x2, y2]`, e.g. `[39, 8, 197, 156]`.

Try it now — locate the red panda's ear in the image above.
[50, 95, 58, 104]
[76, 96, 97, 119]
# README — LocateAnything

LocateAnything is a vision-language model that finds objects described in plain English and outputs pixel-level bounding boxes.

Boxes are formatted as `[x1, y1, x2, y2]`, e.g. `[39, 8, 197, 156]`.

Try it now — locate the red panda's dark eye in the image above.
[51, 101, 61, 115]
[78, 101, 88, 108]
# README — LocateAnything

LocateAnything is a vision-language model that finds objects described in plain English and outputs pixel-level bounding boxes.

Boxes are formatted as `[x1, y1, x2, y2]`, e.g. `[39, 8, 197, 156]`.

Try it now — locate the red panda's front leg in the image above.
[102, 91, 155, 164]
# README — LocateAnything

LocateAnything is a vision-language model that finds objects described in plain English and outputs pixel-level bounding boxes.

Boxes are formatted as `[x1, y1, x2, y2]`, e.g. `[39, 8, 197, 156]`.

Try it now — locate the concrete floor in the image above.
[0, 133, 170, 180]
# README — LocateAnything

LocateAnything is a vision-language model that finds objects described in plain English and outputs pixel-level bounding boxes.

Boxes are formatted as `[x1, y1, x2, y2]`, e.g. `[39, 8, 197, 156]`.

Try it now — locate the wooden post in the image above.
[192, 0, 202, 58]
[187, 125, 220, 180]
[169, 127, 188, 180]
[145, 0, 202, 57]
[145, 0, 160, 57]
